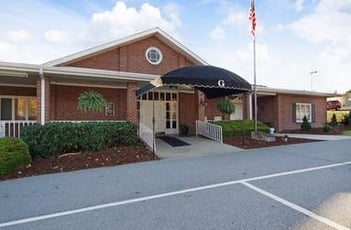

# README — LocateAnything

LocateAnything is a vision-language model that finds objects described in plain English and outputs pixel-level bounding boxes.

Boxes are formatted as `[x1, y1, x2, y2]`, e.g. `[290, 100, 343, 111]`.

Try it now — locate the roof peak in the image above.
[44, 27, 207, 66]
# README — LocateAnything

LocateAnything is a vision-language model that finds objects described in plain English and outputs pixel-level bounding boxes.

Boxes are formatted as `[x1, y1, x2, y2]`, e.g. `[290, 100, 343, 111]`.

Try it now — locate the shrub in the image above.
[212, 120, 270, 137]
[323, 124, 333, 132]
[329, 113, 338, 127]
[21, 122, 137, 157]
[216, 99, 235, 115]
[342, 112, 351, 126]
[300, 116, 312, 131]
[0, 137, 31, 176]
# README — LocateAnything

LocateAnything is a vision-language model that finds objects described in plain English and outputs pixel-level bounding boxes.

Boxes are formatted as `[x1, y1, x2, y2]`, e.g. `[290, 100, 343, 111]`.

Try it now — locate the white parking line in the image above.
[241, 181, 350, 230]
[1, 160, 350, 228]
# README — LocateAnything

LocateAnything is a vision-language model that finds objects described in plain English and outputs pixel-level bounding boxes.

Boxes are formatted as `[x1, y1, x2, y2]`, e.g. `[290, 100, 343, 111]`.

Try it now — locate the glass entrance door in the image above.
[165, 101, 177, 134]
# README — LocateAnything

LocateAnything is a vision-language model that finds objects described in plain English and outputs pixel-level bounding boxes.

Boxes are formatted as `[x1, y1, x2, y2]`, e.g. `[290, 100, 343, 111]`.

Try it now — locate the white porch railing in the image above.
[0, 121, 37, 138]
[139, 123, 156, 153]
[50, 120, 126, 123]
[196, 120, 223, 144]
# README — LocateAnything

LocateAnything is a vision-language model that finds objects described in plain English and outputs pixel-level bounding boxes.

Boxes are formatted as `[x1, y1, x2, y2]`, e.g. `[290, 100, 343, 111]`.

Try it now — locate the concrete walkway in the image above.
[275, 133, 351, 141]
[156, 136, 242, 159]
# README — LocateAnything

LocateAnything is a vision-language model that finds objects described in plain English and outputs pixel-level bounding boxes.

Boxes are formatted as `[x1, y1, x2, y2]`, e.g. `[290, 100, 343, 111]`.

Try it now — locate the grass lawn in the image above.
[342, 130, 351, 136]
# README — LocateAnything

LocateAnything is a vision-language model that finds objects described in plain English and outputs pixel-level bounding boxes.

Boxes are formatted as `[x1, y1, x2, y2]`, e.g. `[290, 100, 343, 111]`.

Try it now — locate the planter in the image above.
[179, 124, 189, 136]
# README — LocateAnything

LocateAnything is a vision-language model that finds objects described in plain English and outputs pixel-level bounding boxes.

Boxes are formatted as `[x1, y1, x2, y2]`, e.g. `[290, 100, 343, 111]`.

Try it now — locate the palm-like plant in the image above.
[77, 90, 106, 113]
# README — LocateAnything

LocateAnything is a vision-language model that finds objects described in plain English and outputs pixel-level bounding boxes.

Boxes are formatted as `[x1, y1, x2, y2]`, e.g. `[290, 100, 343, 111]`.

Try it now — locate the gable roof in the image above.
[44, 27, 207, 67]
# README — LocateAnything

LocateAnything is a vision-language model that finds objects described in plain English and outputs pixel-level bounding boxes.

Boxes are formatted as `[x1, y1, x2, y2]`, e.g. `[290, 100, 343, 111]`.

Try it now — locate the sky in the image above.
[0, 0, 350, 94]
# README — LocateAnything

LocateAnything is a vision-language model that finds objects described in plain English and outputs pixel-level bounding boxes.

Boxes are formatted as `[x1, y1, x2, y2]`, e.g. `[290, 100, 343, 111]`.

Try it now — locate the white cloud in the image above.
[5, 29, 31, 43]
[294, 0, 305, 12]
[44, 29, 70, 44]
[90, 1, 181, 42]
[210, 26, 225, 40]
[285, 0, 351, 92]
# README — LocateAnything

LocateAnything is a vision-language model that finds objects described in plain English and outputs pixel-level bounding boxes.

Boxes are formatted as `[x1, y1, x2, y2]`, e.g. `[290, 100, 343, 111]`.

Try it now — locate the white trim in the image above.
[44, 27, 207, 66]
[51, 82, 127, 89]
[0, 83, 36, 88]
[0, 61, 159, 83]
[0, 70, 28, 78]
[257, 86, 335, 97]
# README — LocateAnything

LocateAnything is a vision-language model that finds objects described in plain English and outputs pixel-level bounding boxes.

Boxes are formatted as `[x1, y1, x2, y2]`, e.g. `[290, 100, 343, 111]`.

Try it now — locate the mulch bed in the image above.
[224, 136, 321, 149]
[0, 143, 156, 181]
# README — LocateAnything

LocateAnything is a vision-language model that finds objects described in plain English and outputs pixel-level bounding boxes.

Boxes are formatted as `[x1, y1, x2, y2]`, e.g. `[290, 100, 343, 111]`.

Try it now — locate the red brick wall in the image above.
[65, 36, 194, 74]
[205, 98, 223, 120]
[258, 94, 327, 131]
[50, 85, 127, 121]
[179, 93, 197, 135]
[257, 96, 278, 128]
[0, 86, 36, 96]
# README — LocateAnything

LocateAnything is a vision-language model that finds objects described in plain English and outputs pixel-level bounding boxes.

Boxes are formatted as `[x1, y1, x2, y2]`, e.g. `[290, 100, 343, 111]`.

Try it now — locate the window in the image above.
[145, 47, 163, 65]
[0, 97, 37, 121]
[105, 102, 115, 116]
[295, 103, 312, 123]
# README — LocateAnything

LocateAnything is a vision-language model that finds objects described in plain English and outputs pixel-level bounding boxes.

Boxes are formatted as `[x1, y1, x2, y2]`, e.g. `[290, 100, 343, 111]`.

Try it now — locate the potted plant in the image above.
[179, 124, 189, 136]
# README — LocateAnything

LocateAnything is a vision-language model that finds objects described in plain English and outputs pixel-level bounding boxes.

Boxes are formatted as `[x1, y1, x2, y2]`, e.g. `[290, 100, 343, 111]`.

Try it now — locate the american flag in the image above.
[249, 0, 256, 36]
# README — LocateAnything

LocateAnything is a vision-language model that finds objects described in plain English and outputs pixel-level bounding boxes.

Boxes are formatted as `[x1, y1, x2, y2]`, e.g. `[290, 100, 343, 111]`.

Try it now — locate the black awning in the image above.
[136, 65, 251, 98]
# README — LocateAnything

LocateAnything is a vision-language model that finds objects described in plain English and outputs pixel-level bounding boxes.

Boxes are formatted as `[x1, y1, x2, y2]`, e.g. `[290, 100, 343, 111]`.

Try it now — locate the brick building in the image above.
[0, 27, 332, 136]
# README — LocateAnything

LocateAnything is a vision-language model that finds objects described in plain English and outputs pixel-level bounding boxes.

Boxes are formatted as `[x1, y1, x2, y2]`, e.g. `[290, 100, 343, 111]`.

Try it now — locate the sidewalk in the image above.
[275, 133, 351, 141]
[156, 136, 243, 159]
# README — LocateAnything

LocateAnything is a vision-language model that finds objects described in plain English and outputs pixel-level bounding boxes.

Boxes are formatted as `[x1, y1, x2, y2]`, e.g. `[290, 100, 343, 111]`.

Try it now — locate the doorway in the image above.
[138, 91, 178, 135]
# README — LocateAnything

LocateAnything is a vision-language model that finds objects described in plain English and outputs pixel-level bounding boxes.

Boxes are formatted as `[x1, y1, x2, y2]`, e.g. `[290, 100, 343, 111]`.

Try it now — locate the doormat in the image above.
[158, 136, 190, 147]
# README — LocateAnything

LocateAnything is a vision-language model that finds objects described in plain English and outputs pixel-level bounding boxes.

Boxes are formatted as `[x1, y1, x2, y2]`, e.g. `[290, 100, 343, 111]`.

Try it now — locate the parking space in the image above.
[1, 139, 351, 229]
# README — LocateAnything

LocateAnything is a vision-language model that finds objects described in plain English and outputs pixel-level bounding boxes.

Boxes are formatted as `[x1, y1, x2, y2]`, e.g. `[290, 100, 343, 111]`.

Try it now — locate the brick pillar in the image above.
[36, 76, 41, 124]
[36, 75, 50, 124]
[44, 76, 50, 123]
[242, 92, 252, 120]
[197, 91, 206, 121]
[126, 82, 138, 124]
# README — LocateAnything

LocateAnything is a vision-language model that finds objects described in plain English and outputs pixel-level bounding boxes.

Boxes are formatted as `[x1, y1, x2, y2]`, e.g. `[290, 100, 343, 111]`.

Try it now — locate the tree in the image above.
[300, 115, 312, 131]
[216, 98, 235, 120]
[77, 90, 106, 113]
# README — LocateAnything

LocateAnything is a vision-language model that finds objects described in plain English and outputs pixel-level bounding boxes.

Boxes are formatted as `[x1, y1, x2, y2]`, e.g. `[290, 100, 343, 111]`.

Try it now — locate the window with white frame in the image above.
[145, 47, 163, 65]
[105, 102, 115, 116]
[0, 97, 37, 121]
[295, 103, 312, 123]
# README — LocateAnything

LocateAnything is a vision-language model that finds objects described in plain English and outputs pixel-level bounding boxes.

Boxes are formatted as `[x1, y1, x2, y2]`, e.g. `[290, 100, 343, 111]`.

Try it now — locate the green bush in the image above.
[211, 120, 270, 137]
[323, 124, 333, 132]
[342, 112, 351, 126]
[216, 99, 235, 114]
[301, 116, 312, 131]
[21, 122, 137, 157]
[329, 113, 338, 127]
[0, 137, 31, 176]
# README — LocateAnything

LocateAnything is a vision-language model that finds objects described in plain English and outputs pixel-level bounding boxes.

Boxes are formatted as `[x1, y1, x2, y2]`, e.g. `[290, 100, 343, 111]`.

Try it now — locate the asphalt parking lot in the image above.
[1, 139, 350, 230]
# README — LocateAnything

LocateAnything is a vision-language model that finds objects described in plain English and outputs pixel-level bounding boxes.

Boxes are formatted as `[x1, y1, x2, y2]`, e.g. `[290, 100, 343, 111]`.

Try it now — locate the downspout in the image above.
[39, 67, 45, 125]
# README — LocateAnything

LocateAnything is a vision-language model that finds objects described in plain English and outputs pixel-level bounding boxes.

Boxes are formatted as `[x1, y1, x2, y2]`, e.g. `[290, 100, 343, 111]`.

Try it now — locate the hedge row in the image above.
[0, 137, 31, 176]
[211, 120, 270, 137]
[21, 122, 138, 157]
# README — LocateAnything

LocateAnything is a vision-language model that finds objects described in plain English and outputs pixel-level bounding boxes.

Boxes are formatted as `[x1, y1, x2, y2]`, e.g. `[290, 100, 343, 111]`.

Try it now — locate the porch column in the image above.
[36, 74, 50, 124]
[126, 82, 138, 125]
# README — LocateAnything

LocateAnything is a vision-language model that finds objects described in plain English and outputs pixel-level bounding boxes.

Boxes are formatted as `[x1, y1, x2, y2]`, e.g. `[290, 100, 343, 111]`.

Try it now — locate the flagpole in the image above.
[253, 35, 257, 133]
[249, 0, 257, 133]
